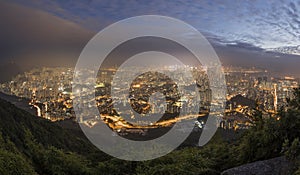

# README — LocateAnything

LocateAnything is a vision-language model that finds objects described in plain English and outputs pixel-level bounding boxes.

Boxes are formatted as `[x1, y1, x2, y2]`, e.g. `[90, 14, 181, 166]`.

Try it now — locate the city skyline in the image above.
[1, 65, 297, 133]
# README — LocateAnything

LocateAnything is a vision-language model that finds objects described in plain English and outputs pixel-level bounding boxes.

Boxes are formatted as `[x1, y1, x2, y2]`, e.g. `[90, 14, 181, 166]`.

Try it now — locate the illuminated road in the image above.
[154, 113, 207, 126]
[83, 112, 216, 129]
[33, 104, 41, 117]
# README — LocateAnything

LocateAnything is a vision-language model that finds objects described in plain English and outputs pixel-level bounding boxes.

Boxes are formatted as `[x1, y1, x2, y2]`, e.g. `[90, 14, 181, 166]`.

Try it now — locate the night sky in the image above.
[0, 0, 300, 78]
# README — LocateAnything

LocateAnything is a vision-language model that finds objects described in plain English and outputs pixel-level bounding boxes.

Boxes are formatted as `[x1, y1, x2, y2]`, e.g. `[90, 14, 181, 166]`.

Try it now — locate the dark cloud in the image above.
[225, 42, 264, 52]
[0, 1, 94, 68]
[213, 44, 300, 77]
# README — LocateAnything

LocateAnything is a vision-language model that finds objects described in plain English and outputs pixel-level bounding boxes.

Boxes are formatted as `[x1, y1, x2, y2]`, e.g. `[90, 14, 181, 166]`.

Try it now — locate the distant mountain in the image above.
[266, 45, 300, 56]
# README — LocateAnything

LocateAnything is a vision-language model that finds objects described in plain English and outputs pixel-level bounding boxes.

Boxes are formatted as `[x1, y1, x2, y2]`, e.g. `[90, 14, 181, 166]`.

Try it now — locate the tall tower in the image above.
[273, 84, 278, 112]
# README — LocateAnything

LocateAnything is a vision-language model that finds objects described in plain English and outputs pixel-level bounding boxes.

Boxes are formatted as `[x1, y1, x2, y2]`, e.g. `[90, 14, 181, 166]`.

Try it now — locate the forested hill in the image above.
[0, 98, 110, 174]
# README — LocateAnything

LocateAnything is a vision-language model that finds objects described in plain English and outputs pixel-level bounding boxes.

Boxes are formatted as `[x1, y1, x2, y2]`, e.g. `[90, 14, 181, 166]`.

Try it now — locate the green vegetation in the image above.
[1, 88, 300, 174]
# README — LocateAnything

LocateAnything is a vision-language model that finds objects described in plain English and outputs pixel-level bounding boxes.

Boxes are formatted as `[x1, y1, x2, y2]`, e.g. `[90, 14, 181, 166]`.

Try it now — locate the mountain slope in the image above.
[0, 98, 109, 174]
[0, 98, 97, 154]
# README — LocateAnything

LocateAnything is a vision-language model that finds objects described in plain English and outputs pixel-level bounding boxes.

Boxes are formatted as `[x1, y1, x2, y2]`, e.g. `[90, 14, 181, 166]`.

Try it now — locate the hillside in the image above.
[0, 90, 300, 174]
[0, 98, 112, 174]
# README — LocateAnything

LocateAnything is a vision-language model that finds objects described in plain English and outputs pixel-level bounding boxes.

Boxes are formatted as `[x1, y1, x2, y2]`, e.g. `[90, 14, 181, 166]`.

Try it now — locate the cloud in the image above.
[1, 0, 300, 79]
[14, 0, 300, 51]
[0, 1, 94, 68]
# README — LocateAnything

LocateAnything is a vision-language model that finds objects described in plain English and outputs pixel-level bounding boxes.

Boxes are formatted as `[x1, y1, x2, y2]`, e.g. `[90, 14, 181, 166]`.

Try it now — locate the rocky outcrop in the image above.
[221, 156, 293, 175]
